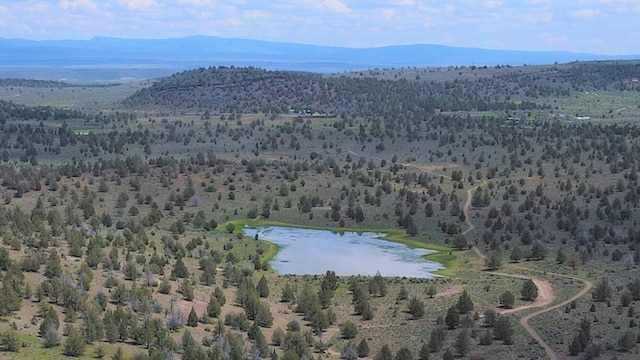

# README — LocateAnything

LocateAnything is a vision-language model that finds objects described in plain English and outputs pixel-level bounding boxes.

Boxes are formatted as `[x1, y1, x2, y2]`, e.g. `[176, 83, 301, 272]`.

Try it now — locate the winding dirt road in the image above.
[462, 184, 483, 235]
[465, 184, 592, 360]
[518, 274, 593, 360]
[473, 244, 592, 359]
[341, 157, 593, 359]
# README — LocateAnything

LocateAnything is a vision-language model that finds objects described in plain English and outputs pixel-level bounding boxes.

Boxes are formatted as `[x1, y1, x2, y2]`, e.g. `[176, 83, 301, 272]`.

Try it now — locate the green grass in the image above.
[8, 333, 135, 360]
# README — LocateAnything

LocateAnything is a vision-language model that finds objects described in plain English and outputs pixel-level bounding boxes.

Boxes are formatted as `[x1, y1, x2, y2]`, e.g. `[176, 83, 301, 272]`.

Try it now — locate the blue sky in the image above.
[1, 0, 639, 55]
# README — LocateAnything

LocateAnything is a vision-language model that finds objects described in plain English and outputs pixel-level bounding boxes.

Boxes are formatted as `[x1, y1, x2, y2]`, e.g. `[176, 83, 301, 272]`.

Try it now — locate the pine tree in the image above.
[39, 305, 59, 338]
[375, 344, 393, 360]
[499, 291, 515, 309]
[281, 282, 295, 303]
[395, 347, 413, 360]
[357, 339, 370, 358]
[181, 280, 194, 301]
[172, 256, 188, 279]
[214, 286, 226, 306]
[494, 316, 514, 344]
[187, 307, 199, 327]
[428, 327, 445, 352]
[63, 325, 86, 356]
[207, 295, 221, 318]
[521, 279, 538, 301]
[456, 290, 474, 314]
[257, 275, 270, 298]
[592, 277, 612, 302]
[368, 271, 387, 297]
[445, 306, 460, 329]
[454, 329, 470, 355]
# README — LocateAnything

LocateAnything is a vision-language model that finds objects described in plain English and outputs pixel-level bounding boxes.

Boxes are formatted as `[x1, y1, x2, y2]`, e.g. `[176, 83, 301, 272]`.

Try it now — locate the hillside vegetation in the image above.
[0, 61, 639, 360]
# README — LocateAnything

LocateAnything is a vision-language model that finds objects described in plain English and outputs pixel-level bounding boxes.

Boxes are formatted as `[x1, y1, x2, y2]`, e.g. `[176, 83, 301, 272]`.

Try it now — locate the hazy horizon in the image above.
[1, 1, 638, 56]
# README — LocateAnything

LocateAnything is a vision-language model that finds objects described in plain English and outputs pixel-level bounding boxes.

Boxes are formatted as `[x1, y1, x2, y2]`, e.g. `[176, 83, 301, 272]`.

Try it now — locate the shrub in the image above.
[340, 321, 358, 339]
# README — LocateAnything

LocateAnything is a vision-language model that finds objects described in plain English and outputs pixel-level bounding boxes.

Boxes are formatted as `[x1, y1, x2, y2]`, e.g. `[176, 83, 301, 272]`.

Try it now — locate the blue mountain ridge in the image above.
[1, 36, 637, 74]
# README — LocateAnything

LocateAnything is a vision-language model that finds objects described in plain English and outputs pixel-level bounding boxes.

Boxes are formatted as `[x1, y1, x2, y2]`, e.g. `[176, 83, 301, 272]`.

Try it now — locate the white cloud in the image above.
[243, 9, 271, 20]
[177, 0, 214, 6]
[317, 0, 349, 13]
[569, 8, 602, 19]
[390, 0, 415, 5]
[59, 0, 98, 12]
[523, 11, 553, 23]
[118, 0, 160, 10]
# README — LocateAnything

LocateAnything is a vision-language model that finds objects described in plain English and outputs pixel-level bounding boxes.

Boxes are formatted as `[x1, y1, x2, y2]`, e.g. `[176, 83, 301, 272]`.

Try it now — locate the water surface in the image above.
[243, 226, 443, 278]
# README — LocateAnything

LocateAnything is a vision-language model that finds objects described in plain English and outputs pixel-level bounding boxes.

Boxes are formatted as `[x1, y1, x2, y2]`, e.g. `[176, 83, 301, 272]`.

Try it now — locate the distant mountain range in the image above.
[1, 36, 638, 82]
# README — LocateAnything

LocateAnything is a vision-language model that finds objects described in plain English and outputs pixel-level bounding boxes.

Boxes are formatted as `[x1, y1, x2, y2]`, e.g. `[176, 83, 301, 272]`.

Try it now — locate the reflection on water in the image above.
[243, 226, 443, 278]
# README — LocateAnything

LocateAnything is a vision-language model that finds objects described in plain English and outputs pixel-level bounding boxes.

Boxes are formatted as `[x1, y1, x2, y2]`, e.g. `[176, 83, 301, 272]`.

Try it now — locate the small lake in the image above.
[243, 226, 443, 278]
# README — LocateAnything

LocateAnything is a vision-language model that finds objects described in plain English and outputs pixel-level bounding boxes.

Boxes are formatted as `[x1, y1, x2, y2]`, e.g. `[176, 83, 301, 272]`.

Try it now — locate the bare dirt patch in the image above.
[435, 285, 464, 298]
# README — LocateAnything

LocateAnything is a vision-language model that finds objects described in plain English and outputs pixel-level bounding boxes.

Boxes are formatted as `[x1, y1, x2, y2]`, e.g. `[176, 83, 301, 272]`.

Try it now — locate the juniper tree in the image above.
[521, 279, 538, 301]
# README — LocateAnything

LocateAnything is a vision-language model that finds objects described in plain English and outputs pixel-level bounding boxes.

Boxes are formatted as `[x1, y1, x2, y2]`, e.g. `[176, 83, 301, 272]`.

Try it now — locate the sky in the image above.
[0, 0, 639, 55]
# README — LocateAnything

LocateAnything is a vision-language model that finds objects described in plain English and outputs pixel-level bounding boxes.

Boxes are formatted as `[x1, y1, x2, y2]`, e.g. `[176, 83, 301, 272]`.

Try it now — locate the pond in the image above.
[243, 226, 443, 278]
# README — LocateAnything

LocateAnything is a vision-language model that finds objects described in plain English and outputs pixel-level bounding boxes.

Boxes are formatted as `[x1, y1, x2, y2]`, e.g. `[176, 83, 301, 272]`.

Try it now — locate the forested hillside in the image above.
[0, 62, 640, 360]
[124, 61, 640, 115]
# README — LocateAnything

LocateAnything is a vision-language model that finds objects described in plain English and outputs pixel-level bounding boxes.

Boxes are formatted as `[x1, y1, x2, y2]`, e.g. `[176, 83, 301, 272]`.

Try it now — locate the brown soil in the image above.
[435, 285, 464, 298]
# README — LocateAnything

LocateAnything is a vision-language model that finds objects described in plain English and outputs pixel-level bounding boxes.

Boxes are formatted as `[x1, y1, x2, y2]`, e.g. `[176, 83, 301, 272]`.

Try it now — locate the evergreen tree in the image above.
[172, 257, 189, 279]
[592, 277, 612, 302]
[187, 307, 199, 327]
[479, 330, 494, 345]
[499, 291, 515, 309]
[207, 295, 221, 318]
[510, 246, 523, 263]
[456, 290, 474, 314]
[182, 329, 201, 360]
[181, 280, 194, 301]
[340, 321, 358, 339]
[485, 249, 503, 270]
[428, 327, 445, 352]
[81, 306, 104, 343]
[281, 283, 295, 303]
[368, 271, 387, 297]
[0, 280, 21, 316]
[63, 325, 86, 356]
[39, 305, 60, 338]
[454, 329, 470, 356]
[395, 347, 413, 360]
[375, 344, 393, 360]
[494, 316, 514, 344]
[257, 275, 270, 298]
[357, 339, 370, 358]
[445, 306, 460, 330]
[521, 279, 538, 301]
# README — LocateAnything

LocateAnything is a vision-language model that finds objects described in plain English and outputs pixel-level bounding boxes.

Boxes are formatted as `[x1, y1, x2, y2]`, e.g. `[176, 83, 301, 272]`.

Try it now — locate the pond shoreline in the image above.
[226, 219, 458, 277]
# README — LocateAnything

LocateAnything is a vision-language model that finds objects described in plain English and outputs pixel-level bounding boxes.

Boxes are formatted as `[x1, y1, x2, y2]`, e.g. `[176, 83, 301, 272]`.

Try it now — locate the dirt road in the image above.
[518, 274, 593, 360]
[472, 245, 592, 360]
[462, 184, 483, 235]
